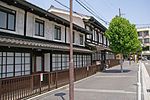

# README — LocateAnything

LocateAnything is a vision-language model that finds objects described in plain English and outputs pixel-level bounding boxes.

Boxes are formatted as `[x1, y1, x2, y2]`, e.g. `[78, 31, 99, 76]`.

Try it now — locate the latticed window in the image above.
[0, 52, 31, 78]
[52, 54, 61, 71]
[62, 54, 69, 70]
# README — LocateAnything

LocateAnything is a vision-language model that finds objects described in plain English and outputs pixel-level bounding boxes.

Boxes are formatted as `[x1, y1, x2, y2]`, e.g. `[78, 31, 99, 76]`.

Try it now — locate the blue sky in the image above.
[27, 0, 150, 27]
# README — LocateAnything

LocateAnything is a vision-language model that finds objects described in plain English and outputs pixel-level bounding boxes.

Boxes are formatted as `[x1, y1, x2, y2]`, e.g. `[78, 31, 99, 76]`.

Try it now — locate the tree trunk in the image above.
[128, 54, 131, 65]
[120, 54, 123, 73]
[129, 59, 131, 65]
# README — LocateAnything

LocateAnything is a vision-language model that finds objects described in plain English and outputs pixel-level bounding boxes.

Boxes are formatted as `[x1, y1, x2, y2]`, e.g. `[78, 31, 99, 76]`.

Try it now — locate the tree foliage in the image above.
[105, 16, 142, 56]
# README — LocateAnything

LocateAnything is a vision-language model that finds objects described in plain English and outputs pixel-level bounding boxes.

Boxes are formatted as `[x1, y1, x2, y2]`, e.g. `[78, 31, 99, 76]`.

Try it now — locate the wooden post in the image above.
[0, 80, 1, 100]
[39, 74, 41, 94]
[48, 73, 51, 90]
[69, 0, 74, 100]
[31, 75, 33, 90]
[56, 72, 58, 88]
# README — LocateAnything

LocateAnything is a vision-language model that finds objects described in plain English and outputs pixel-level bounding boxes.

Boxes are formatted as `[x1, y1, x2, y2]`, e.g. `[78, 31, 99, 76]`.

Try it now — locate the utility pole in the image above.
[119, 8, 121, 17]
[118, 8, 125, 17]
[69, 0, 74, 100]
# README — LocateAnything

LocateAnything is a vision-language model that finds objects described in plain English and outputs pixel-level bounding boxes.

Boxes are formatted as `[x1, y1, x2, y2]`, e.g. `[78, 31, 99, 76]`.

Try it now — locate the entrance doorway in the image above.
[36, 56, 42, 72]
[32, 52, 44, 73]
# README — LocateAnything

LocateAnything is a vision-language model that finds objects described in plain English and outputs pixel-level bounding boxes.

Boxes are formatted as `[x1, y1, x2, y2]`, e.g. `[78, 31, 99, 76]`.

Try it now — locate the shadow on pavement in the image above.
[54, 92, 66, 100]
[103, 69, 131, 73]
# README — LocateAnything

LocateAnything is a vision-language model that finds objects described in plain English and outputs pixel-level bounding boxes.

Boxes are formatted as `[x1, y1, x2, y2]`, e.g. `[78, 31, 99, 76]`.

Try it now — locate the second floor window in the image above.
[138, 32, 142, 37]
[35, 19, 44, 37]
[73, 31, 75, 43]
[144, 31, 149, 36]
[54, 25, 61, 40]
[0, 6, 16, 31]
[79, 34, 84, 45]
[144, 38, 149, 43]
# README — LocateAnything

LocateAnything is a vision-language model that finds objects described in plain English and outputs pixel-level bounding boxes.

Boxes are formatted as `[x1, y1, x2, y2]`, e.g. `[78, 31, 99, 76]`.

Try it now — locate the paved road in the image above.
[30, 61, 139, 100]
[143, 61, 150, 76]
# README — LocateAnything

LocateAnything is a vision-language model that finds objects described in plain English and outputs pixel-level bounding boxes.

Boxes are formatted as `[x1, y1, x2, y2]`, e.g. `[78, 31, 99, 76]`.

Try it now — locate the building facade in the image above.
[0, 0, 93, 79]
[137, 27, 150, 60]
[49, 6, 115, 70]
[0, 0, 119, 99]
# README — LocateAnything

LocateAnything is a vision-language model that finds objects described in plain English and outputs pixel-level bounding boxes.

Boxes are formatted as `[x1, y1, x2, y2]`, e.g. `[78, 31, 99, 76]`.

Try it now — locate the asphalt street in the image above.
[143, 61, 150, 76]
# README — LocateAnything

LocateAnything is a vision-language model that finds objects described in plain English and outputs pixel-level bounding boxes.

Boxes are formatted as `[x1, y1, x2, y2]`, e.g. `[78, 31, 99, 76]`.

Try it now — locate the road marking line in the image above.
[94, 76, 135, 78]
[70, 88, 136, 94]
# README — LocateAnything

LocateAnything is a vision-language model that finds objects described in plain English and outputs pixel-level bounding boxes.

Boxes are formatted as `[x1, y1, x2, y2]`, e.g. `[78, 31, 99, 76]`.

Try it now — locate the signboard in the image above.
[96, 61, 101, 65]
[40, 73, 43, 82]
[87, 66, 89, 71]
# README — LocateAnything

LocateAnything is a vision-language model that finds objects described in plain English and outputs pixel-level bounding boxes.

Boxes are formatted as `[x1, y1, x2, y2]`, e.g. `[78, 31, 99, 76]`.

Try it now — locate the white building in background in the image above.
[137, 27, 150, 60]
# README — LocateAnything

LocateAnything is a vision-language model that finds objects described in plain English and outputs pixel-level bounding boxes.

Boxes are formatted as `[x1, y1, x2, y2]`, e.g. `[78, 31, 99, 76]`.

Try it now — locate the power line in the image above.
[53, 0, 70, 9]
[54, 0, 108, 25]
[53, 0, 83, 15]
[82, 0, 107, 22]
[75, 0, 108, 24]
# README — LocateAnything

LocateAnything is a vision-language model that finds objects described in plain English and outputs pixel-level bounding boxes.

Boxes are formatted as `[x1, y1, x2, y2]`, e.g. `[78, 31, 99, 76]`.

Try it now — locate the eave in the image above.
[0, 0, 92, 35]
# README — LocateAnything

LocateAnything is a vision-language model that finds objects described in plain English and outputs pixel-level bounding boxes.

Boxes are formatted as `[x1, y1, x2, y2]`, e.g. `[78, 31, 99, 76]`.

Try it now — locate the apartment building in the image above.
[137, 27, 150, 60]
[0, 0, 119, 99]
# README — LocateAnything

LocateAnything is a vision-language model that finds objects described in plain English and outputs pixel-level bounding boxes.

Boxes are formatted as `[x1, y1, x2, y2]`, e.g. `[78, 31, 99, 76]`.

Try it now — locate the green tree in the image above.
[105, 16, 142, 72]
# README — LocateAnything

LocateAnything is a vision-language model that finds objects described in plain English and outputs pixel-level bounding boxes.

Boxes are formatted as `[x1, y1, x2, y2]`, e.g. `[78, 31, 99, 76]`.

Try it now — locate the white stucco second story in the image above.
[0, 0, 89, 47]
[48, 5, 90, 28]
[0, 1, 25, 35]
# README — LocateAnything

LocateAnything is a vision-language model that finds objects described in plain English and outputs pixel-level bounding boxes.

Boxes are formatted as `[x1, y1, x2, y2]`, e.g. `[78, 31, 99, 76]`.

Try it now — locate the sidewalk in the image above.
[29, 61, 139, 100]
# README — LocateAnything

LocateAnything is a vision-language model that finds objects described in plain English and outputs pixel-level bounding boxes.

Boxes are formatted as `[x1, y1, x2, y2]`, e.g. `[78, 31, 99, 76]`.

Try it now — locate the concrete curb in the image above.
[141, 62, 150, 100]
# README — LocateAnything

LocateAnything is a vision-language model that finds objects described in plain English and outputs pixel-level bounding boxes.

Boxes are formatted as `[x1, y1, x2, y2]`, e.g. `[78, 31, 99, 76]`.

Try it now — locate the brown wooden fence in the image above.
[0, 60, 119, 100]
[106, 59, 120, 68]
[0, 65, 99, 100]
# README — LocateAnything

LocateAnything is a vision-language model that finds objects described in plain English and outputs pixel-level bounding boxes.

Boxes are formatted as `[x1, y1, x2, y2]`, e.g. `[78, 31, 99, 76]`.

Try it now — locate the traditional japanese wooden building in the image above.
[0, 0, 119, 99]
[49, 6, 117, 70]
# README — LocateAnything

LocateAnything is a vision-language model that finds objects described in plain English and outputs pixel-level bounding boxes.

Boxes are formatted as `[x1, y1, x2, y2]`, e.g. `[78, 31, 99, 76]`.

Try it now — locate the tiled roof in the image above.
[85, 42, 111, 51]
[0, 36, 93, 53]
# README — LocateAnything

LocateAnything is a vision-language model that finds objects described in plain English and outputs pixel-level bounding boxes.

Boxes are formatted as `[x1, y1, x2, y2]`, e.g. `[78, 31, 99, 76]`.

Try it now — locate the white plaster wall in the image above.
[0, 1, 25, 35]
[51, 22, 66, 43]
[76, 31, 85, 46]
[26, 12, 66, 43]
[66, 27, 85, 46]
[50, 12, 85, 28]
[26, 12, 48, 40]
[0, 1, 86, 47]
